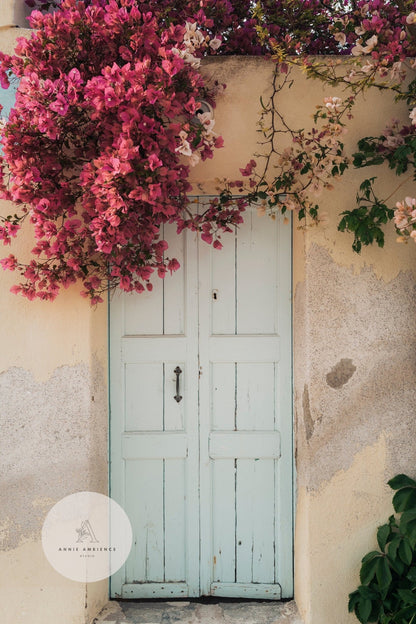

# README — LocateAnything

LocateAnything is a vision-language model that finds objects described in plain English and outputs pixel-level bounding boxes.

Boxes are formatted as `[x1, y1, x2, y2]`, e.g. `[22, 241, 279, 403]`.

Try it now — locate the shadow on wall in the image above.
[14, 3, 33, 28]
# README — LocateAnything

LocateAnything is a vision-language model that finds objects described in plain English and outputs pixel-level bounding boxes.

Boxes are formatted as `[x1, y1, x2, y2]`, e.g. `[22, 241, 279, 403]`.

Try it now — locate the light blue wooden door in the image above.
[110, 201, 293, 600]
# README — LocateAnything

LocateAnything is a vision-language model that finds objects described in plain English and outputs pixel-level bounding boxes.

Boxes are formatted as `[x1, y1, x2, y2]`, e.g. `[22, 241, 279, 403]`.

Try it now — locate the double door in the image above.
[110, 201, 293, 599]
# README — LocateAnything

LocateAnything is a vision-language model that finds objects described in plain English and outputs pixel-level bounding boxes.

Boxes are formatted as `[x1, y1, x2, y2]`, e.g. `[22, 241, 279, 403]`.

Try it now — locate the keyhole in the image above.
[212, 289, 218, 300]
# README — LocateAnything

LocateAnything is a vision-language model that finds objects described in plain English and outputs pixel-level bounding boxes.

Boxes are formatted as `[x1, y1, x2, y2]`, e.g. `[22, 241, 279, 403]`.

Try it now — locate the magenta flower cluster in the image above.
[331, 0, 416, 64]
[0, 0, 248, 303]
[5, 0, 416, 302]
[23, 0, 342, 56]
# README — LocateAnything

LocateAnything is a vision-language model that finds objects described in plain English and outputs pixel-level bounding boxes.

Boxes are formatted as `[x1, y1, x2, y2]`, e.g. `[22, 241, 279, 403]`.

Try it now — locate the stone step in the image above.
[92, 600, 303, 624]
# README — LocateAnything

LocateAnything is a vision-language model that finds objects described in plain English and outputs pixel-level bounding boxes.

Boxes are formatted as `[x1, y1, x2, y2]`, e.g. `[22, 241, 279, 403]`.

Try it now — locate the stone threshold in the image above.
[92, 598, 304, 624]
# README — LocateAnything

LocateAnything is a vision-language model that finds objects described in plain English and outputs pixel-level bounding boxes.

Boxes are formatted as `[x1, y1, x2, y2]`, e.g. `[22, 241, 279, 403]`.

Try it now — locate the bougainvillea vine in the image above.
[0, 0, 247, 302]
[3, 0, 416, 302]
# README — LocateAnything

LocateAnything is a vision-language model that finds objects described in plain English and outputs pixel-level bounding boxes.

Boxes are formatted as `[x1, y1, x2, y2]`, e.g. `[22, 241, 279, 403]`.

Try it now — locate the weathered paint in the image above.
[295, 435, 390, 624]
[110, 204, 293, 599]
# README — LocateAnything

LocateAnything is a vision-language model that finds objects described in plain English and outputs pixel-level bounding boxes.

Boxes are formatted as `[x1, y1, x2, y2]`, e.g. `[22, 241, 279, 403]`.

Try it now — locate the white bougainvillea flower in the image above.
[352, 34, 378, 56]
[334, 32, 347, 46]
[209, 37, 222, 50]
[406, 11, 416, 24]
[324, 96, 343, 113]
[175, 130, 193, 157]
[183, 21, 205, 53]
[410, 107, 416, 125]
[189, 152, 200, 167]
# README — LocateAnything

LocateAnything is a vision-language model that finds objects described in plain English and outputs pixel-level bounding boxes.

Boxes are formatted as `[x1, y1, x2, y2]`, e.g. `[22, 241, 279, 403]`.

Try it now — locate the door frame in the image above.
[108, 202, 294, 599]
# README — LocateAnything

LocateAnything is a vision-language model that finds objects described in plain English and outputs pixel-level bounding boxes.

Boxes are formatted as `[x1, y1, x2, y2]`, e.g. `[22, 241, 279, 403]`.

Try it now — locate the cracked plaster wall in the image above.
[293, 238, 416, 624]
[0, 35, 416, 624]
[0, 22, 109, 622]
[289, 87, 416, 624]
[189, 57, 416, 624]
[0, 276, 109, 624]
[0, 281, 109, 624]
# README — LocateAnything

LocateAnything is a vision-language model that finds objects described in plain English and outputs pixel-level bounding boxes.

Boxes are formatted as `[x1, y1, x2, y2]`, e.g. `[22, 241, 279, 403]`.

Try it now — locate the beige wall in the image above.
[1, 21, 416, 624]
[191, 57, 416, 624]
[0, 25, 109, 624]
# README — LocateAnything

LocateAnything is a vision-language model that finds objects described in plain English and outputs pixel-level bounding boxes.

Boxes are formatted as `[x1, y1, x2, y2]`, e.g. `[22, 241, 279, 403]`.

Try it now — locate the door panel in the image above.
[110, 200, 293, 600]
[110, 224, 200, 599]
[198, 201, 292, 599]
[123, 222, 186, 336]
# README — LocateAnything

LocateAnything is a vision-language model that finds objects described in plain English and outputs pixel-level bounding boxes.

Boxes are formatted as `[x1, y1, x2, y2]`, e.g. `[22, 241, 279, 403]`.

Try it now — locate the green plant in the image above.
[348, 474, 416, 624]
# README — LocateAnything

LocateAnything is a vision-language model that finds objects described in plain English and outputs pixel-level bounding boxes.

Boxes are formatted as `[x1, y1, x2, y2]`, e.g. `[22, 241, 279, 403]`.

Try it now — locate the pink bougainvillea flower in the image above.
[0, 0, 248, 303]
[239, 159, 257, 177]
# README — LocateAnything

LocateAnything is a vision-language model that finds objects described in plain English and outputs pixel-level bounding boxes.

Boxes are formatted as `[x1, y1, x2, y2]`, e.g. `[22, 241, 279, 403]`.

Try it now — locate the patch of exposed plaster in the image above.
[302, 385, 314, 440]
[326, 358, 356, 389]
[0, 359, 107, 550]
[294, 243, 416, 490]
[295, 434, 390, 624]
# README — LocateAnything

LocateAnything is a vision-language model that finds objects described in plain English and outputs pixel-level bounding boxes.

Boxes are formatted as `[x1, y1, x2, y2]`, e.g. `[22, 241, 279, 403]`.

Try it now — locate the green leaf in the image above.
[375, 557, 392, 591]
[388, 535, 401, 560]
[357, 598, 373, 624]
[378, 524, 391, 551]
[353, 154, 364, 167]
[395, 605, 416, 622]
[338, 216, 346, 232]
[360, 552, 382, 584]
[389, 474, 416, 491]
[362, 551, 382, 565]
[348, 589, 360, 612]
[398, 538, 413, 566]
[393, 475, 416, 512]
[400, 510, 416, 541]
[397, 589, 416, 605]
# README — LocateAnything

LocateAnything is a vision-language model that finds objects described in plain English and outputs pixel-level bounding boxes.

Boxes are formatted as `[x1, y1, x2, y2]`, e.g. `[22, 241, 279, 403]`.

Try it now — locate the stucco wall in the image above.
[190, 57, 416, 624]
[0, 24, 109, 624]
[1, 20, 416, 624]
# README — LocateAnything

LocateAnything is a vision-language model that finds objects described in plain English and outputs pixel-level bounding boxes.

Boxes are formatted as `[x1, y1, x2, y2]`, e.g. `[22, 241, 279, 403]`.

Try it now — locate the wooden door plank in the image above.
[209, 431, 280, 459]
[236, 209, 278, 335]
[164, 459, 186, 582]
[121, 582, 189, 599]
[274, 214, 294, 598]
[163, 223, 186, 336]
[211, 362, 236, 431]
[211, 459, 236, 583]
[252, 458, 275, 583]
[209, 336, 280, 362]
[122, 336, 187, 362]
[122, 433, 188, 459]
[210, 226, 236, 335]
[236, 362, 276, 430]
[235, 458, 254, 583]
[124, 459, 164, 583]
[125, 363, 164, 431]
[197, 198, 215, 597]
[109, 289, 128, 598]
[210, 582, 281, 600]
[123, 279, 164, 335]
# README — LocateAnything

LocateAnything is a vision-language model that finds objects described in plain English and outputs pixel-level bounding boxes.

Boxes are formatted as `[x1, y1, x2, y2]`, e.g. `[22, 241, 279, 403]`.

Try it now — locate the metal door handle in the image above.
[174, 366, 182, 403]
